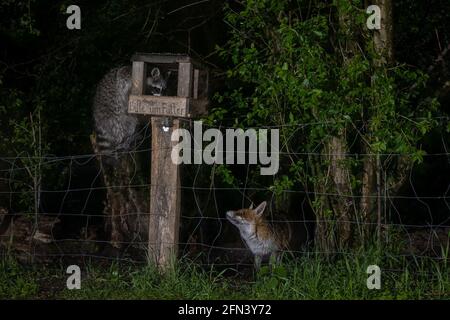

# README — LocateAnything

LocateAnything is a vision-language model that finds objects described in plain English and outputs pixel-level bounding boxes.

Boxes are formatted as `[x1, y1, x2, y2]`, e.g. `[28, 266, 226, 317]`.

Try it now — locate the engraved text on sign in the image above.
[128, 95, 189, 117]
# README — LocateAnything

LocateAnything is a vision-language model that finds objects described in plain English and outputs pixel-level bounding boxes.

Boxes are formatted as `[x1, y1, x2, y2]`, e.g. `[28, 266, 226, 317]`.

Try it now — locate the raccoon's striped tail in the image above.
[90, 132, 119, 166]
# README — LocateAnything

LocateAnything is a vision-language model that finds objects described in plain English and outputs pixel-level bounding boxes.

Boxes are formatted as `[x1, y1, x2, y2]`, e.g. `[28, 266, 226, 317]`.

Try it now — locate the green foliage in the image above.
[0, 256, 39, 299]
[0, 0, 178, 211]
[0, 0, 40, 37]
[212, 0, 440, 235]
[10, 103, 50, 212]
[0, 80, 51, 212]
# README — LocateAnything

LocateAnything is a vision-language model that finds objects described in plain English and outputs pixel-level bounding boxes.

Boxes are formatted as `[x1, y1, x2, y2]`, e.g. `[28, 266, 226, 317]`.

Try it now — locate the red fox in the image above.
[226, 201, 293, 269]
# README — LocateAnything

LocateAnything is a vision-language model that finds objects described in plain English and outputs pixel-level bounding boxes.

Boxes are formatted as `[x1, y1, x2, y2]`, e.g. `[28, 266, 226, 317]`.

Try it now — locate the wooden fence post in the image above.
[127, 54, 208, 269]
[148, 117, 181, 268]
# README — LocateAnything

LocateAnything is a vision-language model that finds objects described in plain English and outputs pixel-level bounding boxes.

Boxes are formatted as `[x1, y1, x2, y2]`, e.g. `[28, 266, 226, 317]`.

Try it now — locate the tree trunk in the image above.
[373, 0, 394, 64]
[314, 1, 359, 252]
[360, 152, 377, 240]
[91, 134, 149, 249]
[359, 0, 394, 241]
[327, 134, 353, 247]
[314, 133, 354, 252]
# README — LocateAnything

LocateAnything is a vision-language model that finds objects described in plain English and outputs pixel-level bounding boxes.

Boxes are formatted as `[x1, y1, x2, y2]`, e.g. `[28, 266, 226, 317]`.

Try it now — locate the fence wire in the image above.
[0, 118, 449, 275]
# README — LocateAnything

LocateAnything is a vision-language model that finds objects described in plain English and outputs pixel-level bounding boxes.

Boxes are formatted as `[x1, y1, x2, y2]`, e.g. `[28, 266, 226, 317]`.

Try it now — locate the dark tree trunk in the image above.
[91, 134, 149, 249]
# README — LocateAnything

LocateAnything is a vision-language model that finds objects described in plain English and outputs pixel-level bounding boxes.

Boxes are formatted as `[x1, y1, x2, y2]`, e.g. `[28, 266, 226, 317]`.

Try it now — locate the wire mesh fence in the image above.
[0, 118, 449, 273]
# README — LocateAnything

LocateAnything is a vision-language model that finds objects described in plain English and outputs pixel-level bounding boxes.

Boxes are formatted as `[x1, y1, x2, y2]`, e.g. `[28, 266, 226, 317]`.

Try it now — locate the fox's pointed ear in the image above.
[255, 201, 267, 217]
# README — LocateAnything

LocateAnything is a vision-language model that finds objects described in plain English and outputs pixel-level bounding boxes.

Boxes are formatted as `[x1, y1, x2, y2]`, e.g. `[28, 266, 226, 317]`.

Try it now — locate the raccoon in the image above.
[92, 65, 169, 248]
[93, 66, 169, 158]
[146, 67, 169, 96]
[93, 66, 139, 158]
[226, 201, 293, 269]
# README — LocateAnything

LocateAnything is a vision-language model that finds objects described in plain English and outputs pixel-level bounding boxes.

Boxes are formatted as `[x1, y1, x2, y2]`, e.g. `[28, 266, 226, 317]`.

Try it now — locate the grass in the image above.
[1, 247, 449, 300]
[0, 257, 39, 299]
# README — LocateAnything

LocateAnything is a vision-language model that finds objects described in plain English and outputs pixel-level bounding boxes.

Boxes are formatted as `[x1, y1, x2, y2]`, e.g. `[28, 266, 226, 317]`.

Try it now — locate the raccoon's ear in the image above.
[254, 201, 267, 217]
[249, 203, 254, 210]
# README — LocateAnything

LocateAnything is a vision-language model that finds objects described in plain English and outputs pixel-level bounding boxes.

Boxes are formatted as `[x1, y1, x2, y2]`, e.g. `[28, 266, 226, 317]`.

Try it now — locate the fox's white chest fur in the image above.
[239, 226, 279, 257]
[227, 201, 289, 268]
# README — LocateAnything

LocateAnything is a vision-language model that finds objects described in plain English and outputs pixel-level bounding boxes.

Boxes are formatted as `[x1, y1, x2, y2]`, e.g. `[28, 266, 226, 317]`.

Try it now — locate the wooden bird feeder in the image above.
[128, 53, 209, 118]
[127, 53, 209, 269]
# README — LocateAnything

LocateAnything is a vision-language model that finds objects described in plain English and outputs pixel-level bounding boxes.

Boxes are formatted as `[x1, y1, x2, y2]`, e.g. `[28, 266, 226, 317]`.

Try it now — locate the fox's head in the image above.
[226, 201, 267, 234]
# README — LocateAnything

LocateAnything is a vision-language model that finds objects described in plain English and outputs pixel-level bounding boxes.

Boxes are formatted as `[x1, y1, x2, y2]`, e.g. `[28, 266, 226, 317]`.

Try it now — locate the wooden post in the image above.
[147, 62, 192, 269]
[193, 69, 199, 99]
[131, 61, 146, 95]
[177, 62, 193, 98]
[127, 54, 207, 269]
[148, 117, 181, 268]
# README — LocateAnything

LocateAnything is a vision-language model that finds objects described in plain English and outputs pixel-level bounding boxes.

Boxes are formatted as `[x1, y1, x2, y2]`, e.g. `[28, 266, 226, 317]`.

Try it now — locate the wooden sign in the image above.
[128, 95, 189, 117]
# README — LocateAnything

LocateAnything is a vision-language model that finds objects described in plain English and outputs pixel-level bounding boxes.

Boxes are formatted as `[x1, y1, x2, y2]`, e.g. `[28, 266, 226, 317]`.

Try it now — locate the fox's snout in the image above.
[226, 210, 240, 225]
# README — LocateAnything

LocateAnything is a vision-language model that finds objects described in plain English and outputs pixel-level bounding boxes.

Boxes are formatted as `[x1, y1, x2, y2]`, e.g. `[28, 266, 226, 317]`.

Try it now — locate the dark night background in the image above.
[0, 0, 449, 256]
